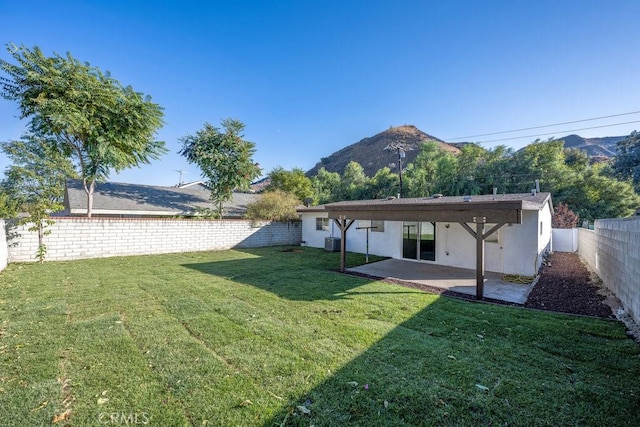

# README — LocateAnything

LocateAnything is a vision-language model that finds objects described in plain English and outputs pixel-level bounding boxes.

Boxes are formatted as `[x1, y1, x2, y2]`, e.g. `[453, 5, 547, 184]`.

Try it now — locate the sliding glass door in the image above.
[402, 222, 436, 261]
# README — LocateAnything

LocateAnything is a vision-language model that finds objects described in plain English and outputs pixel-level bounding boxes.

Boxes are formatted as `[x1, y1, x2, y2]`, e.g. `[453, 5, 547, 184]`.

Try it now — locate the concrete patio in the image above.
[347, 258, 535, 304]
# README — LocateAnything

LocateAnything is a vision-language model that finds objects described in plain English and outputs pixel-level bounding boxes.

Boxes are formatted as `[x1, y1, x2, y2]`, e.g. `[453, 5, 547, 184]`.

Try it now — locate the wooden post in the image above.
[476, 221, 485, 300]
[334, 217, 355, 272]
[460, 217, 494, 300]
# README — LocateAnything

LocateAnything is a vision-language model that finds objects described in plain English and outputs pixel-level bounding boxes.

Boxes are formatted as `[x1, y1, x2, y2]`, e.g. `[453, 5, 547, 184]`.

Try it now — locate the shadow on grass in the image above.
[184, 247, 640, 425]
[181, 247, 418, 302]
[261, 297, 640, 426]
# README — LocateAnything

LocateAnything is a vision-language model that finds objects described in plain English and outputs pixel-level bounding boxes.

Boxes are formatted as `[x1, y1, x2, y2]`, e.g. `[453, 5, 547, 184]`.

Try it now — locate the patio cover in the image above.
[320, 192, 551, 300]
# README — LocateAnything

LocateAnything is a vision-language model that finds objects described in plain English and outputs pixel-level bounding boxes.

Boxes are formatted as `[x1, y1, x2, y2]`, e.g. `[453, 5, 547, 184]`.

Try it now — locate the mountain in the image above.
[306, 126, 628, 178]
[558, 134, 624, 158]
[307, 125, 461, 177]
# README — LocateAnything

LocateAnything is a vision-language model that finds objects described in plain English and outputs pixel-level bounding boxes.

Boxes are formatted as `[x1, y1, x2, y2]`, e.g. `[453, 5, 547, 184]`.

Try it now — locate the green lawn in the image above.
[0, 246, 639, 426]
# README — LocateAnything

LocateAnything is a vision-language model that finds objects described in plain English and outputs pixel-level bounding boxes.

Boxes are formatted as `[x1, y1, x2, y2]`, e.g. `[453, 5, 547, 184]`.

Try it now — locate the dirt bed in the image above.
[525, 252, 615, 319]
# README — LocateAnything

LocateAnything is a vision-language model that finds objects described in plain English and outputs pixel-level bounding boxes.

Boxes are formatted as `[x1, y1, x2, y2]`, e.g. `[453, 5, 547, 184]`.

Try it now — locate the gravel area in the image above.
[525, 252, 615, 318]
[526, 252, 640, 343]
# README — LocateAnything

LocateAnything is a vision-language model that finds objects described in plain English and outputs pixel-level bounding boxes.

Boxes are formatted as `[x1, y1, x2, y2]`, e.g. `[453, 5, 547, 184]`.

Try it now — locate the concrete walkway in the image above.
[347, 259, 534, 304]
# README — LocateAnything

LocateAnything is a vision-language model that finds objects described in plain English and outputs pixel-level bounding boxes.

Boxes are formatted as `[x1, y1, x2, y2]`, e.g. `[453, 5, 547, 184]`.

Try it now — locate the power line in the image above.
[473, 120, 640, 144]
[446, 110, 640, 141]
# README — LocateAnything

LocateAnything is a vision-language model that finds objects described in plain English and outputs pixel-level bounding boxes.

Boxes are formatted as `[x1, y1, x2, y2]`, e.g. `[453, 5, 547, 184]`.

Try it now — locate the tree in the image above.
[552, 203, 579, 228]
[403, 141, 458, 197]
[245, 190, 300, 222]
[512, 138, 573, 194]
[363, 167, 398, 199]
[0, 190, 19, 219]
[338, 161, 368, 200]
[312, 167, 341, 204]
[266, 167, 313, 202]
[561, 164, 640, 221]
[0, 44, 166, 218]
[1, 134, 77, 261]
[612, 130, 640, 193]
[179, 119, 261, 217]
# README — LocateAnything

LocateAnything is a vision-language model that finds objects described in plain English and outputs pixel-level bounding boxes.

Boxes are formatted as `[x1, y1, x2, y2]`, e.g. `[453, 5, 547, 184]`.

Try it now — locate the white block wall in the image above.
[0, 220, 8, 272]
[552, 228, 579, 252]
[578, 219, 640, 324]
[6, 218, 301, 263]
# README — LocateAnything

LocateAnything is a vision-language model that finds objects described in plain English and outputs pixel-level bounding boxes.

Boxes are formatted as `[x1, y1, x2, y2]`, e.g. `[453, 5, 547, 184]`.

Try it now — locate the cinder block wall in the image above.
[0, 220, 8, 272]
[7, 218, 301, 263]
[578, 219, 640, 324]
[577, 228, 598, 268]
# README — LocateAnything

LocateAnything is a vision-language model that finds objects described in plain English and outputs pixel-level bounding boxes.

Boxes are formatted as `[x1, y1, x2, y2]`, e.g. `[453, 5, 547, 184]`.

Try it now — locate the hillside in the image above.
[306, 126, 627, 178]
[307, 125, 460, 177]
[559, 134, 623, 158]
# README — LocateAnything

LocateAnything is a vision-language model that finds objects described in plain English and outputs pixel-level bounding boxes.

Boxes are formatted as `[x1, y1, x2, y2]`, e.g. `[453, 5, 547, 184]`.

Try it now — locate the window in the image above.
[371, 220, 385, 232]
[540, 221, 543, 236]
[316, 217, 329, 231]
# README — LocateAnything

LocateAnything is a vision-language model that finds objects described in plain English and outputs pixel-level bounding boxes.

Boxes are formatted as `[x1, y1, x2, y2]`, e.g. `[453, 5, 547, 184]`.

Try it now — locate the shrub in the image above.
[245, 190, 301, 222]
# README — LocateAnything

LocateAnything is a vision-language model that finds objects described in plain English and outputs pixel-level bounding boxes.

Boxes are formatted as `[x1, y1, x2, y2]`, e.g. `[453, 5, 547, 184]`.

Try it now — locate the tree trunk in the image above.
[83, 179, 95, 218]
[37, 221, 45, 263]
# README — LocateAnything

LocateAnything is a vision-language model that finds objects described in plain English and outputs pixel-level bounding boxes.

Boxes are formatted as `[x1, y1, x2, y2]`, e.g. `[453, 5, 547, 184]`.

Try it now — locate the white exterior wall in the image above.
[347, 220, 401, 258]
[300, 212, 335, 248]
[300, 203, 552, 277]
[300, 212, 400, 257]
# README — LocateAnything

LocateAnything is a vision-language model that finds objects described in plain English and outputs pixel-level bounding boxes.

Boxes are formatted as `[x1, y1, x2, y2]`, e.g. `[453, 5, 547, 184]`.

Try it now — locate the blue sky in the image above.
[1, 0, 639, 186]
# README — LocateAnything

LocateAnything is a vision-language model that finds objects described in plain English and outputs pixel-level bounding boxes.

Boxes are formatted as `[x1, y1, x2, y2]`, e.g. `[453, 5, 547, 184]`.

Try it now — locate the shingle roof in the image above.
[298, 193, 551, 212]
[322, 192, 551, 211]
[64, 180, 260, 217]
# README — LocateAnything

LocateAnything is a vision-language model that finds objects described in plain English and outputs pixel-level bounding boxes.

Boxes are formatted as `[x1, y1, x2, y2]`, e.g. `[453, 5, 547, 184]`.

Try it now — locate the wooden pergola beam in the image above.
[334, 217, 355, 272]
[460, 220, 507, 299]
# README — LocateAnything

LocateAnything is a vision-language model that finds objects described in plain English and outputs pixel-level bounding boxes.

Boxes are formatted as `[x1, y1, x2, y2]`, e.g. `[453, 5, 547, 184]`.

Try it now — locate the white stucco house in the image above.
[298, 192, 553, 278]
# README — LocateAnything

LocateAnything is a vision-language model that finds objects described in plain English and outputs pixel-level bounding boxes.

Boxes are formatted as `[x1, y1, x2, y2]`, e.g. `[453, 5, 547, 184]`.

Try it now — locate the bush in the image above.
[245, 190, 301, 222]
[552, 203, 579, 228]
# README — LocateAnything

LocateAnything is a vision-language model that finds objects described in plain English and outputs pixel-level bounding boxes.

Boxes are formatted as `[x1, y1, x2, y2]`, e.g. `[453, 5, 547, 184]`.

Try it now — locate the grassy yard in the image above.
[0, 246, 639, 426]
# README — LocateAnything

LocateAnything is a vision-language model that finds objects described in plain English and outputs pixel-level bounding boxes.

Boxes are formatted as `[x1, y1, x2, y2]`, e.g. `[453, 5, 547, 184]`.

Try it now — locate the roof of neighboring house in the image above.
[298, 192, 552, 224]
[64, 180, 261, 217]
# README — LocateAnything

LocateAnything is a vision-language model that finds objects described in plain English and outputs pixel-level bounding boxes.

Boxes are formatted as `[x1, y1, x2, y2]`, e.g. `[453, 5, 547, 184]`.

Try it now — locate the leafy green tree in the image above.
[179, 119, 261, 217]
[1, 134, 77, 261]
[364, 167, 398, 199]
[403, 141, 458, 197]
[0, 44, 166, 218]
[470, 145, 516, 194]
[454, 144, 487, 195]
[564, 148, 590, 174]
[612, 130, 640, 193]
[338, 161, 368, 200]
[0, 190, 19, 219]
[561, 164, 640, 221]
[512, 138, 572, 194]
[245, 190, 300, 222]
[312, 167, 341, 204]
[266, 167, 313, 202]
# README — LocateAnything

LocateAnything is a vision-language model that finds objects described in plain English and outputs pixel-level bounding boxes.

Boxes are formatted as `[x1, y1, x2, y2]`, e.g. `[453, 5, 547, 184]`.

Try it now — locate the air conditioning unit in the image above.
[324, 237, 341, 252]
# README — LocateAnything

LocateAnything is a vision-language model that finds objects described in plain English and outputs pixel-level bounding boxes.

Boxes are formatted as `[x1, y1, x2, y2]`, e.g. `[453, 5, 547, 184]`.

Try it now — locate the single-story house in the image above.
[60, 179, 261, 218]
[298, 192, 552, 297]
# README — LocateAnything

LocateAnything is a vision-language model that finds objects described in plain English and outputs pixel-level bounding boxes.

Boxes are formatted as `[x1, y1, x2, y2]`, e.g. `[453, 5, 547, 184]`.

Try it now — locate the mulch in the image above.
[345, 252, 616, 319]
[524, 252, 615, 319]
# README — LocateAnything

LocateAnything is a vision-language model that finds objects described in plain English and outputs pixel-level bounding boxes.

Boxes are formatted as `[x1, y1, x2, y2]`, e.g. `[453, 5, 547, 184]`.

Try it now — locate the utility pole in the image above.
[397, 146, 405, 198]
[385, 142, 409, 198]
